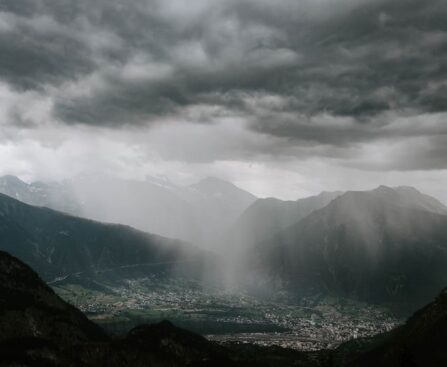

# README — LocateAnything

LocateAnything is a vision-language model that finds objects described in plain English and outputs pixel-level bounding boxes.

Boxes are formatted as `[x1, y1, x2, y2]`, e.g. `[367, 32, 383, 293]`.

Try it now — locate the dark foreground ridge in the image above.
[0, 250, 329, 367]
[0, 250, 446, 367]
[334, 287, 447, 367]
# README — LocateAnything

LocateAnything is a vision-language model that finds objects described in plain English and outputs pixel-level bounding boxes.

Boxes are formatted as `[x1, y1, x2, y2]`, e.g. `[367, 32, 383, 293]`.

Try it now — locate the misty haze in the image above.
[1, 1, 447, 366]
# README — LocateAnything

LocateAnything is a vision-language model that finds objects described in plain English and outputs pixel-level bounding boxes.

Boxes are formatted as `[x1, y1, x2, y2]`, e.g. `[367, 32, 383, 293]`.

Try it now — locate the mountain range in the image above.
[0, 192, 213, 283]
[0, 175, 257, 250]
[2, 174, 447, 312]
[247, 186, 447, 312]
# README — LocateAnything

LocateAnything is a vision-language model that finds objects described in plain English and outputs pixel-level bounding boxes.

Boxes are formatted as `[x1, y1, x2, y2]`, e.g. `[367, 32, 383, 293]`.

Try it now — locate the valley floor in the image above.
[53, 276, 400, 352]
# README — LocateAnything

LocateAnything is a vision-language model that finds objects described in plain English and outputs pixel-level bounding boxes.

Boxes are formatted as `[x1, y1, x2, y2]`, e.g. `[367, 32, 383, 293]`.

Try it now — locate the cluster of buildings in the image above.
[59, 277, 401, 351]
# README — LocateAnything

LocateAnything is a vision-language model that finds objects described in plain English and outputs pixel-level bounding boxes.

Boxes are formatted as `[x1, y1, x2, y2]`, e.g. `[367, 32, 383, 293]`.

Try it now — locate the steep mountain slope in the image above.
[334, 287, 447, 367]
[0, 193, 212, 283]
[0, 250, 106, 366]
[230, 191, 343, 251]
[251, 186, 447, 311]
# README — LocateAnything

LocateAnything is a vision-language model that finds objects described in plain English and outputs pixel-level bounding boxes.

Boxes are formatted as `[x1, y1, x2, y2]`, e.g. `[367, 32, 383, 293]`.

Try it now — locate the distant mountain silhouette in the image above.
[184, 177, 257, 250]
[0, 175, 80, 214]
[0, 175, 257, 249]
[230, 191, 343, 251]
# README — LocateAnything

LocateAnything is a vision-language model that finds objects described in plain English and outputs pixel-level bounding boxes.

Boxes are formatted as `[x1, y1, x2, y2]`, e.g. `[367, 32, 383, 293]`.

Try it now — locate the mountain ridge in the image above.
[249, 186, 447, 312]
[0, 175, 257, 249]
[230, 190, 344, 251]
[0, 191, 213, 283]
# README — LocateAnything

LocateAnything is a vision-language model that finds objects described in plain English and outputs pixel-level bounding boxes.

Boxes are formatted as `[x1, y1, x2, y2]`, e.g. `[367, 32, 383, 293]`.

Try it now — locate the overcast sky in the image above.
[0, 0, 446, 202]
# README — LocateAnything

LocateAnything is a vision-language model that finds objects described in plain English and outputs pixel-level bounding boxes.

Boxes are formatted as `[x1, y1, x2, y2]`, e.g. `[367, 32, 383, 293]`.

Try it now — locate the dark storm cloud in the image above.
[2, 0, 446, 122]
[1, 0, 447, 170]
[69, 0, 446, 132]
[0, 3, 96, 90]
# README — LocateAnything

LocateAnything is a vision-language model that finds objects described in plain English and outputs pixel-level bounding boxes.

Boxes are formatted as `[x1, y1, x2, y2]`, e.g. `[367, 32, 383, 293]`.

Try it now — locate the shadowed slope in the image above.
[0, 192, 212, 283]
[251, 186, 447, 311]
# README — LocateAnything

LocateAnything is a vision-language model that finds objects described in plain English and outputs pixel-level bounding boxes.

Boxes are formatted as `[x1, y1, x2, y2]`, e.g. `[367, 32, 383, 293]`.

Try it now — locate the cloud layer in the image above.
[0, 0, 446, 199]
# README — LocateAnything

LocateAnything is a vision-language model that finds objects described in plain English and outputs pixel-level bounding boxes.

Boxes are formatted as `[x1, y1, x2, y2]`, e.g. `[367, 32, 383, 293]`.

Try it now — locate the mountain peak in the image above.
[393, 185, 421, 193]
[190, 177, 256, 199]
[0, 175, 27, 186]
[372, 185, 395, 193]
[369, 185, 447, 215]
[317, 190, 344, 199]
[328, 185, 447, 217]
[196, 176, 236, 187]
